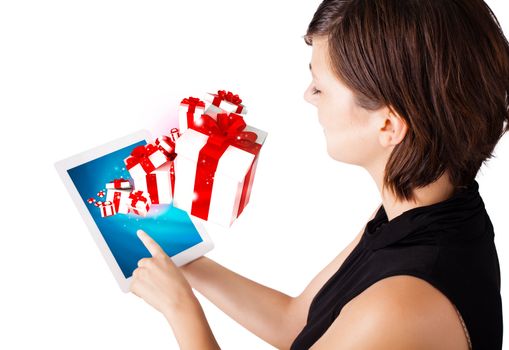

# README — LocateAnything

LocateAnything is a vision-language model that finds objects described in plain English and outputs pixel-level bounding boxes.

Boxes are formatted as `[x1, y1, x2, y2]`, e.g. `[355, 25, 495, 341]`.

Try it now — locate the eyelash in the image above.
[312, 86, 321, 95]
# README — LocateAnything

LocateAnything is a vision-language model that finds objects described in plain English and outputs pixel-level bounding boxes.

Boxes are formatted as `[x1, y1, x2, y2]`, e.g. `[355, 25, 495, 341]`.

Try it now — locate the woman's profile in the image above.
[129, 0, 508, 348]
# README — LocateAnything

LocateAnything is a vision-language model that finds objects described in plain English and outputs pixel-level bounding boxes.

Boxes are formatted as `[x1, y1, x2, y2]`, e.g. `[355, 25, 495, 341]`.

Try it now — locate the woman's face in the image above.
[304, 36, 394, 168]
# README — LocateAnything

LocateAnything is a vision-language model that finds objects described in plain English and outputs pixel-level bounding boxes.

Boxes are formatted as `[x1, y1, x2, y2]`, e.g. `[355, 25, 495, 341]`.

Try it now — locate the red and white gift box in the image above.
[178, 96, 206, 132]
[169, 128, 181, 143]
[203, 90, 247, 115]
[130, 135, 176, 205]
[106, 179, 132, 190]
[106, 179, 132, 215]
[131, 161, 175, 205]
[124, 143, 173, 179]
[98, 201, 116, 217]
[127, 190, 152, 217]
[173, 112, 267, 227]
[155, 135, 175, 155]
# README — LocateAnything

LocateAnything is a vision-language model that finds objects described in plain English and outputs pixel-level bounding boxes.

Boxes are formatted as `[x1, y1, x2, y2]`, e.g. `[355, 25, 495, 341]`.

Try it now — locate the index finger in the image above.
[137, 229, 166, 257]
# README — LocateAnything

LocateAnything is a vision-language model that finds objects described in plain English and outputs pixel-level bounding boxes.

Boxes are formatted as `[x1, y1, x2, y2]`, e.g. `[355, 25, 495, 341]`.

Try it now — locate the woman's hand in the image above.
[130, 230, 220, 349]
[130, 229, 196, 317]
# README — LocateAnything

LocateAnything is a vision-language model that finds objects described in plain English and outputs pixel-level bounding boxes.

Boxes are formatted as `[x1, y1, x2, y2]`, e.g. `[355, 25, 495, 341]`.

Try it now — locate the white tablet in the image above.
[54, 130, 214, 292]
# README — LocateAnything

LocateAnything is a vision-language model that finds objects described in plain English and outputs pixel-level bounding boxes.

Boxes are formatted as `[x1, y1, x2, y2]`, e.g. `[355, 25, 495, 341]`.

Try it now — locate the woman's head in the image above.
[304, 0, 509, 202]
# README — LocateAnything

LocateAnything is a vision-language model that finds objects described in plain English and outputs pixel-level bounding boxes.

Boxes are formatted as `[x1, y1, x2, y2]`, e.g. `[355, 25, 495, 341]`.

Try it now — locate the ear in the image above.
[377, 107, 408, 147]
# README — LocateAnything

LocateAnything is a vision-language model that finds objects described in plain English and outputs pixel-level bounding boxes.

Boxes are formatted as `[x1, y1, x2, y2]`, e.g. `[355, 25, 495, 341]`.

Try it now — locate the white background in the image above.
[1, 1, 508, 349]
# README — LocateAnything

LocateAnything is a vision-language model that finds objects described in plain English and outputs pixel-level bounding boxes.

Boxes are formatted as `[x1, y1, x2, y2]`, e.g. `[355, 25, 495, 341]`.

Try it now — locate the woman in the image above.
[130, 0, 509, 348]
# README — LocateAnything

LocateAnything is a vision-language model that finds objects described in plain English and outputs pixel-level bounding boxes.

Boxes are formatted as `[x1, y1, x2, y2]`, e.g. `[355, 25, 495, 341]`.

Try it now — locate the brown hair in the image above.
[305, 0, 509, 202]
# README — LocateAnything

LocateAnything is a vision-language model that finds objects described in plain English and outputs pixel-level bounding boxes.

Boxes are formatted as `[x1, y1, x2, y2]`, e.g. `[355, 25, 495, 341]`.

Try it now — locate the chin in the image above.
[326, 143, 360, 165]
[326, 145, 344, 162]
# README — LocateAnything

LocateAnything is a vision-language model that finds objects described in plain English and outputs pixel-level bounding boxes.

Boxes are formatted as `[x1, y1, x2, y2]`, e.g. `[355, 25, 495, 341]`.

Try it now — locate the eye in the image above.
[312, 86, 321, 95]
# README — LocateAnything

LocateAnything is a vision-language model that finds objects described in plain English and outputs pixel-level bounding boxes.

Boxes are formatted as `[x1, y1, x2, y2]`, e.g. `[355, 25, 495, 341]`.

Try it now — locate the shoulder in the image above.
[310, 275, 470, 350]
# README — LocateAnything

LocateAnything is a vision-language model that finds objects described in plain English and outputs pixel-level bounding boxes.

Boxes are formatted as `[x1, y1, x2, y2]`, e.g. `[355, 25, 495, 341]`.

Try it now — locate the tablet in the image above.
[54, 130, 214, 292]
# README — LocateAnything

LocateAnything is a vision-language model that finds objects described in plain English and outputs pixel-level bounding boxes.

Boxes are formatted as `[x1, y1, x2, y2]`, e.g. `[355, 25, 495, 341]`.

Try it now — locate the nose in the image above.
[303, 82, 318, 107]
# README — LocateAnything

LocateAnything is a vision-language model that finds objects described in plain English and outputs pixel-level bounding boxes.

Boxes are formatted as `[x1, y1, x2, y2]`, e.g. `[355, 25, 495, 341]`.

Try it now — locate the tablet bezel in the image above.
[54, 130, 214, 293]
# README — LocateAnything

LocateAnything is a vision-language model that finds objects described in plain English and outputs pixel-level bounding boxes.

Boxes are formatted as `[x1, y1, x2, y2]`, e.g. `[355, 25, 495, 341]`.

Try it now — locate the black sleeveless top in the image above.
[291, 180, 503, 349]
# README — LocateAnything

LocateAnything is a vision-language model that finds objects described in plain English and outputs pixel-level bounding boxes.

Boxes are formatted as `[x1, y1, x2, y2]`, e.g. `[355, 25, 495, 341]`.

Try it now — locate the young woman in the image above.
[130, 0, 509, 348]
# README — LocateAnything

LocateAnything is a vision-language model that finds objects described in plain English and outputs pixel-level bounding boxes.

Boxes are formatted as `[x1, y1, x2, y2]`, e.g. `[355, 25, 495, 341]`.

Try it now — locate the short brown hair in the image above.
[305, 0, 509, 202]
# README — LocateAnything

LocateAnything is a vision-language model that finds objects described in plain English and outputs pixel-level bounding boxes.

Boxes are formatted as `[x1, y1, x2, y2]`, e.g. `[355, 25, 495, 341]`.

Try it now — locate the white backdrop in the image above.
[1, 1, 508, 349]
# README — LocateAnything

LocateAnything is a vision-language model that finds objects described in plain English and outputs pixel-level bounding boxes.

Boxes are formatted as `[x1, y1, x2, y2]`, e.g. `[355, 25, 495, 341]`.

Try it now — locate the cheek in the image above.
[321, 107, 378, 165]
[317, 93, 357, 135]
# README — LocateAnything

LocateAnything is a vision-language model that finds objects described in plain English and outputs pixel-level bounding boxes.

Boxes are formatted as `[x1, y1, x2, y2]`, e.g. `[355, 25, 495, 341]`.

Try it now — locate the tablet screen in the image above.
[67, 140, 204, 278]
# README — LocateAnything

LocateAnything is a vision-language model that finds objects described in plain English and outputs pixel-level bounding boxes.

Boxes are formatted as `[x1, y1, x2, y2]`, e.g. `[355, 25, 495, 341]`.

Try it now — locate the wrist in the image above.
[180, 256, 208, 284]
[181, 256, 207, 273]
[163, 288, 200, 322]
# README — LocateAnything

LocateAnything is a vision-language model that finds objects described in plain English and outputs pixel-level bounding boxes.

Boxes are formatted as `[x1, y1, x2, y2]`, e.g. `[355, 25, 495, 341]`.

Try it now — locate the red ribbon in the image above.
[146, 174, 159, 204]
[190, 113, 261, 221]
[129, 191, 148, 207]
[155, 135, 176, 159]
[113, 192, 121, 212]
[111, 179, 129, 189]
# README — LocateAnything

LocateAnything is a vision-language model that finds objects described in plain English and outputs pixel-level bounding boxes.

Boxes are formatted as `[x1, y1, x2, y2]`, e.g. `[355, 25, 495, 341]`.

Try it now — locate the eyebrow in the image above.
[309, 62, 318, 79]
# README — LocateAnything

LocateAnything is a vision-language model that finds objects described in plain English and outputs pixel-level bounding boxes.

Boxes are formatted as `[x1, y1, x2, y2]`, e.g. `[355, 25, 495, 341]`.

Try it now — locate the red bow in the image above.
[126, 144, 159, 173]
[129, 191, 148, 207]
[129, 145, 149, 159]
[181, 96, 205, 107]
[216, 90, 242, 105]
[194, 113, 257, 151]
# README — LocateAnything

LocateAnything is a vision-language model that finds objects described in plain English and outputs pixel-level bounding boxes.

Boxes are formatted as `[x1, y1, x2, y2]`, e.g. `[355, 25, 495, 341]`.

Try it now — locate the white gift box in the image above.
[99, 201, 116, 217]
[173, 125, 267, 227]
[178, 98, 206, 132]
[131, 161, 174, 205]
[124, 144, 170, 180]
[203, 92, 248, 115]
[127, 190, 152, 217]
[106, 188, 132, 214]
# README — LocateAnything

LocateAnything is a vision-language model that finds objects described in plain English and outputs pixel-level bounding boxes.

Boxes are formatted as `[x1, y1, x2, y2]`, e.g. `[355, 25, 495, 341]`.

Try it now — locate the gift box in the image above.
[178, 96, 206, 132]
[98, 201, 116, 217]
[155, 135, 176, 155]
[131, 161, 175, 205]
[124, 143, 173, 179]
[131, 135, 176, 205]
[106, 179, 133, 214]
[169, 128, 181, 143]
[106, 178, 132, 190]
[203, 90, 247, 115]
[127, 190, 152, 217]
[106, 188, 132, 214]
[173, 112, 267, 227]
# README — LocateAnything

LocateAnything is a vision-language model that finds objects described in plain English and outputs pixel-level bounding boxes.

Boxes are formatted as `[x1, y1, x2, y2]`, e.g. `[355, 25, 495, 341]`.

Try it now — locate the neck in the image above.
[373, 170, 456, 222]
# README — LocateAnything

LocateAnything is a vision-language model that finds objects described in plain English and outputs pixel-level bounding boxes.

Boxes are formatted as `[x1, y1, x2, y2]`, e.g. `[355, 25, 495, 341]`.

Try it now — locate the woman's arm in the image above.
[163, 291, 221, 350]
[130, 230, 221, 349]
[180, 204, 381, 349]
[180, 256, 295, 348]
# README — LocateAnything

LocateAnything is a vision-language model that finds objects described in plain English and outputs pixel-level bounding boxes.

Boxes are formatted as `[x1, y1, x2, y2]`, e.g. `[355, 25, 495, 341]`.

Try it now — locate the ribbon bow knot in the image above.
[194, 113, 257, 150]
[217, 90, 242, 105]
[182, 96, 205, 106]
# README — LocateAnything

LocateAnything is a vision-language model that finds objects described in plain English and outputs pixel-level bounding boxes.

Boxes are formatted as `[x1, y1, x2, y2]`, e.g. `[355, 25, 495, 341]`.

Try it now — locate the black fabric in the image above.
[290, 180, 503, 349]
